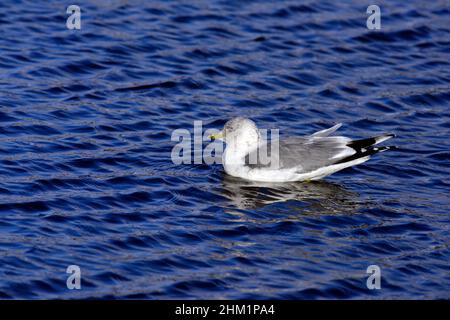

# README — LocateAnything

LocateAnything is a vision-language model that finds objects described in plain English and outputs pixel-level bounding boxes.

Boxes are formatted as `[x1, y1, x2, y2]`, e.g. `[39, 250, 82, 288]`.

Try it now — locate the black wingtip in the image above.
[334, 144, 397, 164]
[347, 133, 396, 151]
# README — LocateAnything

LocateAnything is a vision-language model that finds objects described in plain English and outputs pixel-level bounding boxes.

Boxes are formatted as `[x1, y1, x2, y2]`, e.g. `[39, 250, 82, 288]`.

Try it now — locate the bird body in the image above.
[210, 117, 395, 182]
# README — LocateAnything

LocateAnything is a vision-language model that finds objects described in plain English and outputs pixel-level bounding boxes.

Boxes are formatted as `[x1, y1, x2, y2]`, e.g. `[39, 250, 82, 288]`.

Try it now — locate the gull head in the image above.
[210, 117, 260, 149]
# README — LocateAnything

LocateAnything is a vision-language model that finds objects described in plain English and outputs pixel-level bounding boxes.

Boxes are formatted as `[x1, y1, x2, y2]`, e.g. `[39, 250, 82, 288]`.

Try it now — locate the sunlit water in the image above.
[0, 0, 449, 299]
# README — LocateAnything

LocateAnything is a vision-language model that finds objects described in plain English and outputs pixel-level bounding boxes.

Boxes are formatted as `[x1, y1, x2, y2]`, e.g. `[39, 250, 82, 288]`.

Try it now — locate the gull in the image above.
[209, 117, 395, 182]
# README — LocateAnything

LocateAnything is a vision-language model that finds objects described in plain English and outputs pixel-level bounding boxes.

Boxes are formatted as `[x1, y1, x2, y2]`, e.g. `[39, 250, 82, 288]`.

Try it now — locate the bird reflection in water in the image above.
[220, 175, 361, 215]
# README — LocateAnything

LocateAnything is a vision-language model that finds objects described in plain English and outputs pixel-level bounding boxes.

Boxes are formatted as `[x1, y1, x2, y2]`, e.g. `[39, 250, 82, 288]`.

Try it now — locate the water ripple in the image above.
[0, 0, 448, 299]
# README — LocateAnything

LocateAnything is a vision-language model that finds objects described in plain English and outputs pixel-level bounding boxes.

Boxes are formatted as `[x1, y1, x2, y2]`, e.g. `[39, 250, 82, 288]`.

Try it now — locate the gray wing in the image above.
[245, 135, 354, 173]
[310, 123, 342, 137]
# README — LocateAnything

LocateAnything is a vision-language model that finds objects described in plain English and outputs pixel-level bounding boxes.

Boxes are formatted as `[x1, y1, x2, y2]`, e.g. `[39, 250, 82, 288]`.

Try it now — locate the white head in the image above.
[210, 117, 260, 151]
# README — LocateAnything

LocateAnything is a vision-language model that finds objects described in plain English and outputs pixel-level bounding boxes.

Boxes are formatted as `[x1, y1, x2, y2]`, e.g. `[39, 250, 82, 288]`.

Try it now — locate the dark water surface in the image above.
[0, 0, 449, 299]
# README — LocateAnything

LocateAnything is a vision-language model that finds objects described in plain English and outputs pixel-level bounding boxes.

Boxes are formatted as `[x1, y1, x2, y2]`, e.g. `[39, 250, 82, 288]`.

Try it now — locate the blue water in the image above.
[0, 0, 449, 299]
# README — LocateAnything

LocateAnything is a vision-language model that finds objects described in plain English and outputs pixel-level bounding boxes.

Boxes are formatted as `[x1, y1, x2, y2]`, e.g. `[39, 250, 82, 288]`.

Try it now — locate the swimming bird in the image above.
[209, 117, 395, 182]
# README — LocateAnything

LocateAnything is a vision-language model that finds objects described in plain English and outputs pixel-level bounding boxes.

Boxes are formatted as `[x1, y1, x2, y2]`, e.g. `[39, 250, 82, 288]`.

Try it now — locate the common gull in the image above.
[209, 117, 395, 182]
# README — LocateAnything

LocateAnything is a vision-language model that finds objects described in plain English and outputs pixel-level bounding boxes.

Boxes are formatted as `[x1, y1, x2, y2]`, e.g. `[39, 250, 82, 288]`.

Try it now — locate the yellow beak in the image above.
[208, 131, 224, 140]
